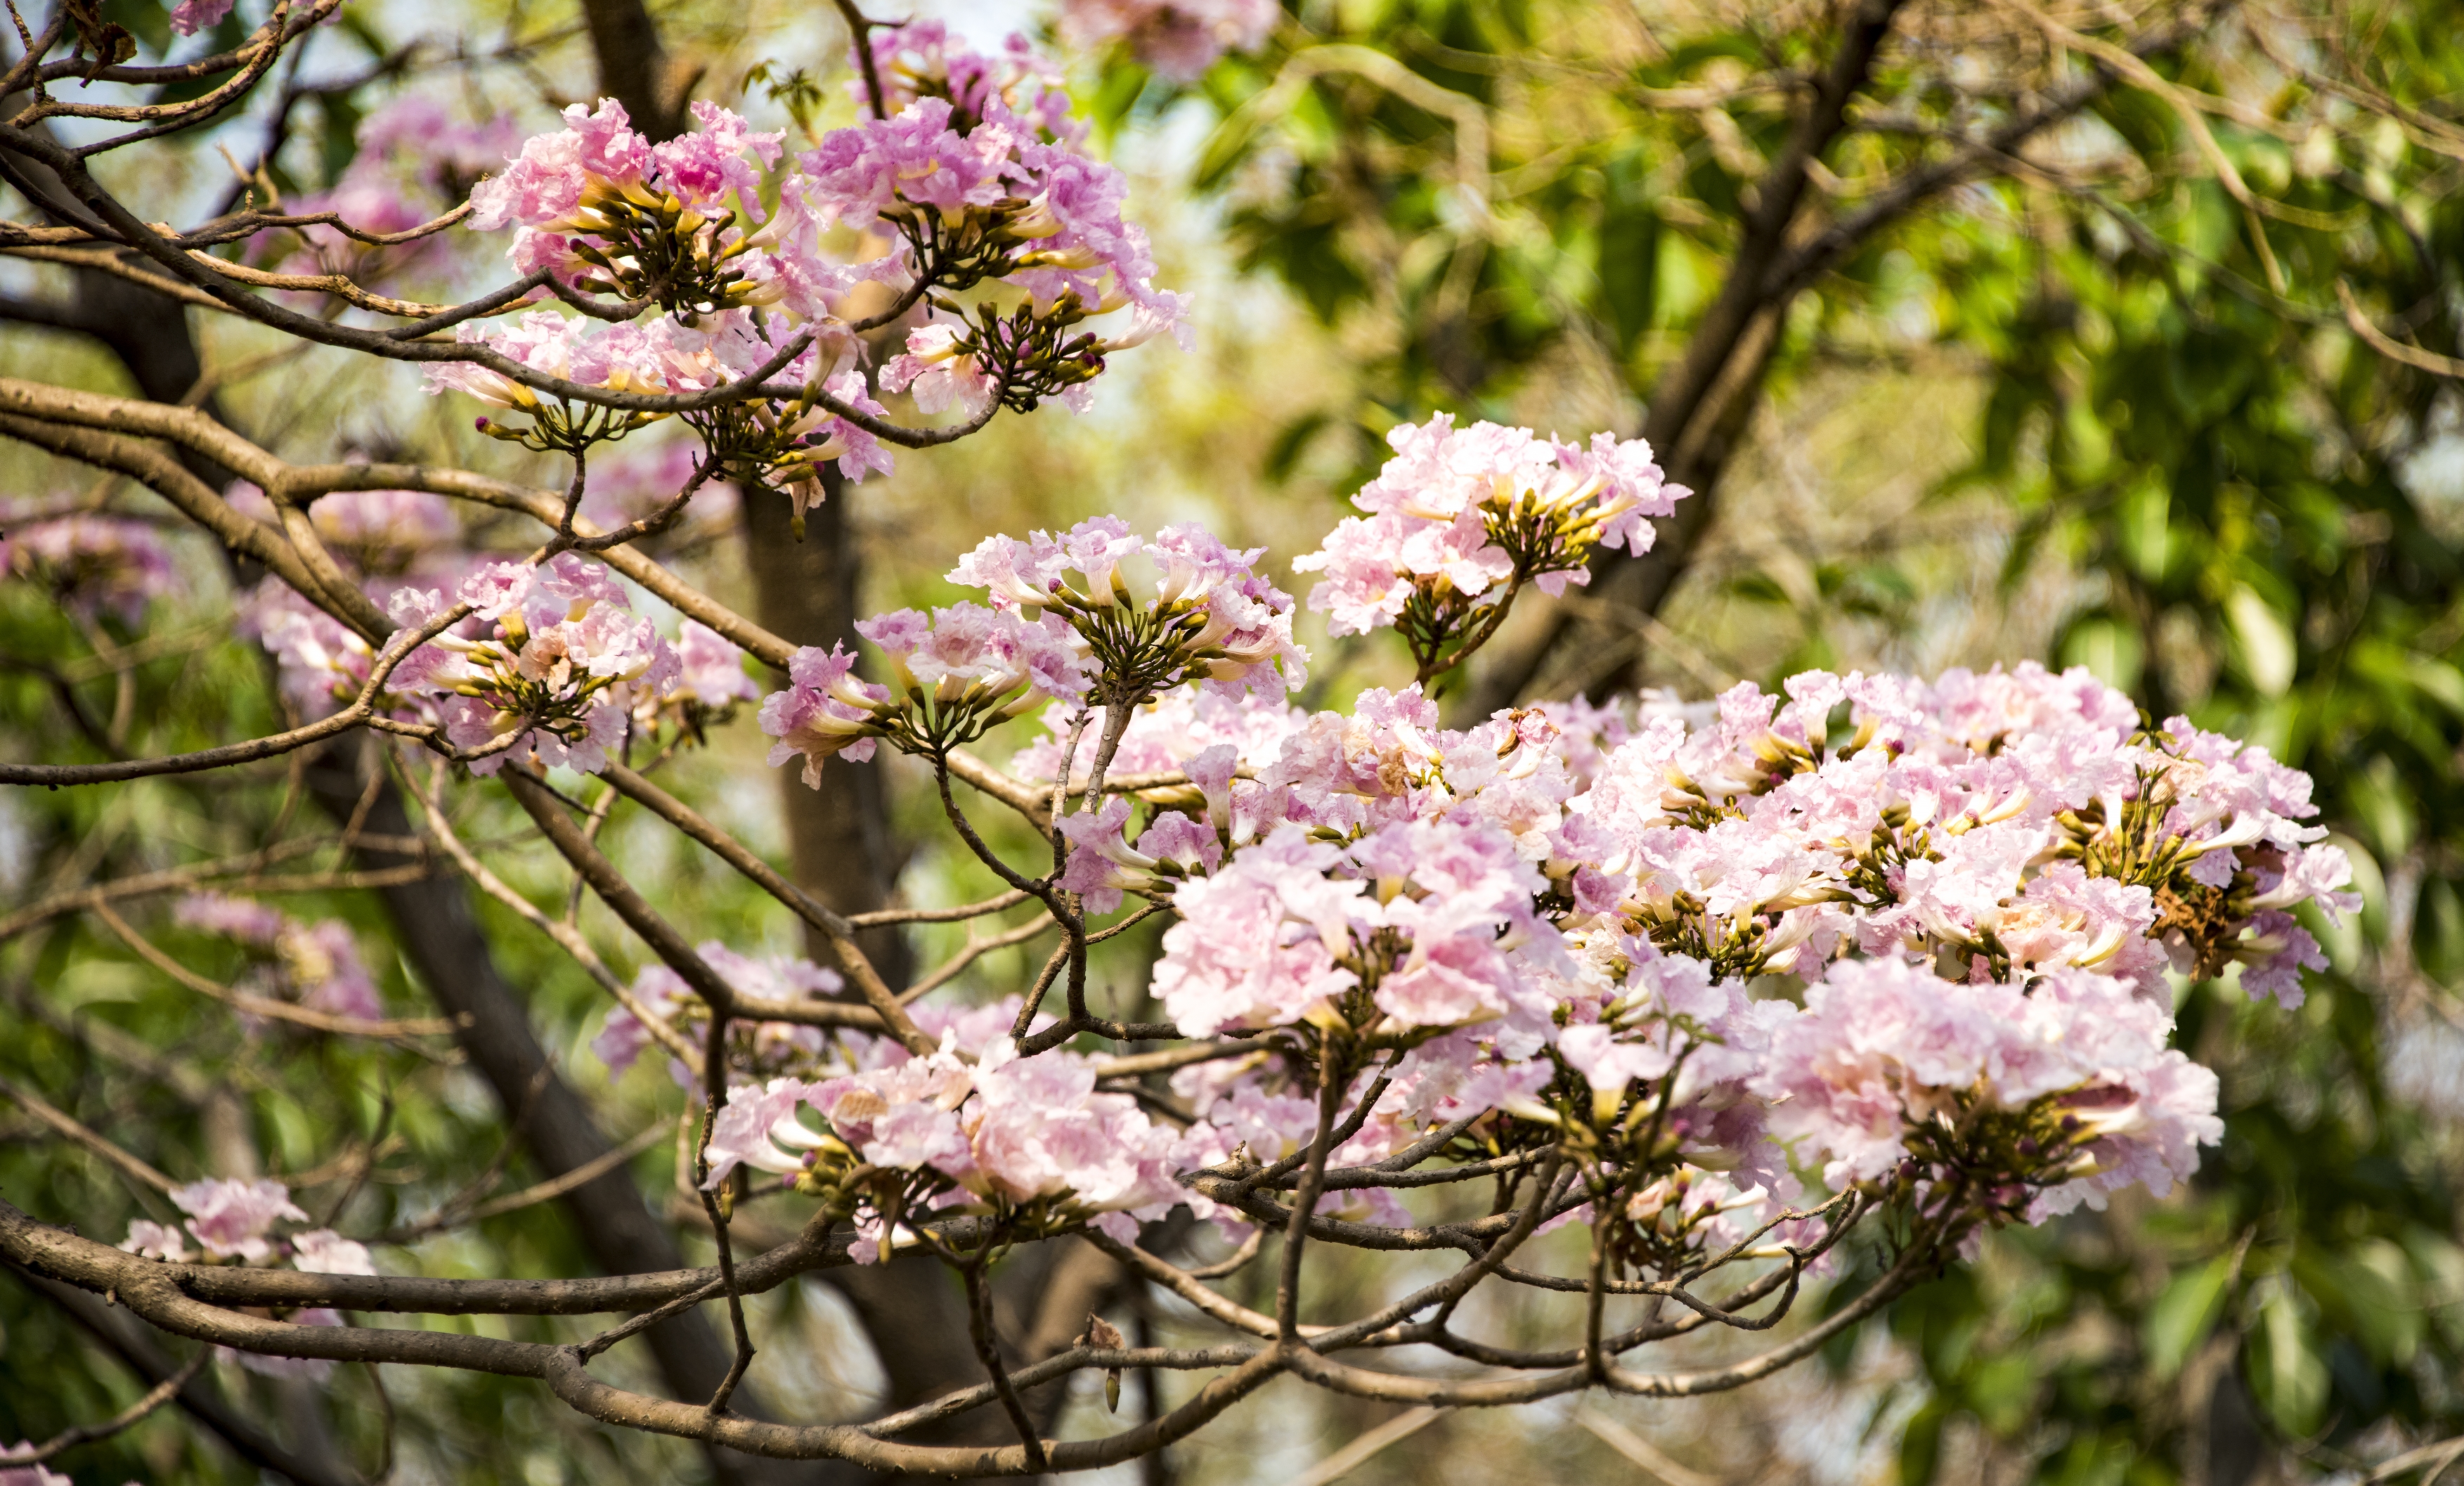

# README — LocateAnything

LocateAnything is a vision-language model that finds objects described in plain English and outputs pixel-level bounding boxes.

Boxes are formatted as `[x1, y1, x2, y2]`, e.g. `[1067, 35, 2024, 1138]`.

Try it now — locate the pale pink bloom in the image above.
[1057, 0, 1278, 82]
[1296, 413, 1685, 635]
[1753, 959, 2222, 1208]
[171, 1177, 307, 1262]
[671, 619, 759, 708]
[862, 22, 1081, 143]
[760, 642, 890, 787]
[881, 318, 1000, 418]
[391, 555, 679, 777]
[119, 1220, 190, 1263]
[1151, 825, 1369, 1035]
[857, 602, 1092, 704]
[703, 1078, 822, 1186]
[290, 1229, 376, 1277]
[169, 0, 235, 37]
[1, 515, 176, 624]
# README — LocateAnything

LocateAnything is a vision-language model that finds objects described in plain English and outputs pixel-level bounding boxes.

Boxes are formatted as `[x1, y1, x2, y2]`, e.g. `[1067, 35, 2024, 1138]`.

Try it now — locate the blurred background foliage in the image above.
[2, 0, 2462, 1482]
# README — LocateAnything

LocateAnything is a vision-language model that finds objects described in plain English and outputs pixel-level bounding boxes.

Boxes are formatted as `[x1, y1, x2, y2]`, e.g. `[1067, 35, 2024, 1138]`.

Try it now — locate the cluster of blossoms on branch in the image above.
[119, 1177, 371, 1379]
[760, 515, 1304, 784]
[0, 512, 176, 626]
[701, 1009, 1202, 1262]
[173, 892, 386, 1023]
[685, 415, 2356, 1273]
[422, 21, 1184, 519]
[388, 553, 682, 775]
[1056, 0, 1279, 82]
[1295, 414, 1688, 679]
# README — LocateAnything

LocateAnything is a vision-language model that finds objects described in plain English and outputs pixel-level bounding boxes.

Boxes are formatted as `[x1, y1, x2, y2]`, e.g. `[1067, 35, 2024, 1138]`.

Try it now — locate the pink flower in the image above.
[862, 22, 1081, 143]
[1057, 0, 1278, 82]
[649, 101, 784, 218]
[119, 1220, 190, 1263]
[759, 642, 889, 787]
[389, 555, 680, 777]
[1752, 960, 2222, 1209]
[672, 620, 759, 708]
[881, 318, 1001, 417]
[858, 601, 1093, 705]
[702, 1078, 822, 1187]
[290, 1229, 376, 1276]
[1295, 414, 1687, 637]
[1151, 825, 1368, 1035]
[168, 0, 235, 37]
[1, 515, 176, 624]
[170, 1177, 307, 1262]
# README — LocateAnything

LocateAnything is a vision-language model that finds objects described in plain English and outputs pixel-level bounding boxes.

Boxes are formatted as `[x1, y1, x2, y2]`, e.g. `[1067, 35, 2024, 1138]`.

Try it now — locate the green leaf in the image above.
[2226, 585, 2297, 697]
[2144, 1254, 2233, 1381]
[1895, 1397, 1948, 1486]
[2249, 1282, 2330, 1440]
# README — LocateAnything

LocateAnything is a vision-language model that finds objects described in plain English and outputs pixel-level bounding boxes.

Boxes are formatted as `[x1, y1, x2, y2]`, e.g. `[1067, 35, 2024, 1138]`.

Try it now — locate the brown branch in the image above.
[501, 768, 886, 1033]
[0, 1075, 176, 1192]
[90, 901, 462, 1041]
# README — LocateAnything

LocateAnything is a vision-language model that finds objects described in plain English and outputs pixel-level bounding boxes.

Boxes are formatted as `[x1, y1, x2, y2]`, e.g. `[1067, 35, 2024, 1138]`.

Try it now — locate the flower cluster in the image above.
[862, 22, 1079, 141]
[434, 27, 1184, 504]
[704, 1035, 1205, 1260]
[119, 1177, 372, 1382]
[389, 553, 679, 775]
[761, 598, 1094, 780]
[0, 514, 176, 625]
[954, 516, 1305, 697]
[979, 645, 2354, 1257]
[1295, 415, 1686, 676]
[254, 96, 521, 285]
[169, 0, 235, 38]
[593, 943, 846, 1083]
[1758, 959, 2221, 1222]
[760, 517, 1309, 789]
[173, 893, 387, 1023]
[467, 98, 787, 311]
[1057, 0, 1279, 82]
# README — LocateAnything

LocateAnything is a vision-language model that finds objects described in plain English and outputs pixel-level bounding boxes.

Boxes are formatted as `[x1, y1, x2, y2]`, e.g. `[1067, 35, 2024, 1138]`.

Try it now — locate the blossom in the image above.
[881, 317, 1001, 418]
[1, 515, 176, 624]
[290, 1229, 377, 1276]
[242, 581, 378, 719]
[703, 1038, 1205, 1255]
[859, 601, 1094, 706]
[796, 98, 1188, 354]
[862, 22, 1080, 143]
[1752, 959, 2222, 1213]
[945, 517, 1304, 702]
[119, 1219, 190, 1262]
[1151, 825, 1369, 1035]
[1295, 414, 1687, 639]
[759, 642, 890, 786]
[170, 1177, 308, 1262]
[169, 0, 235, 37]
[670, 619, 759, 709]
[421, 311, 668, 407]
[389, 555, 680, 776]
[1058, 0, 1278, 82]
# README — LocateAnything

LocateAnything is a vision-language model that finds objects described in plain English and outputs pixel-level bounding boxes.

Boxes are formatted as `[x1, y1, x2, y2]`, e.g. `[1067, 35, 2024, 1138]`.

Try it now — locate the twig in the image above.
[0, 1350, 207, 1466]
